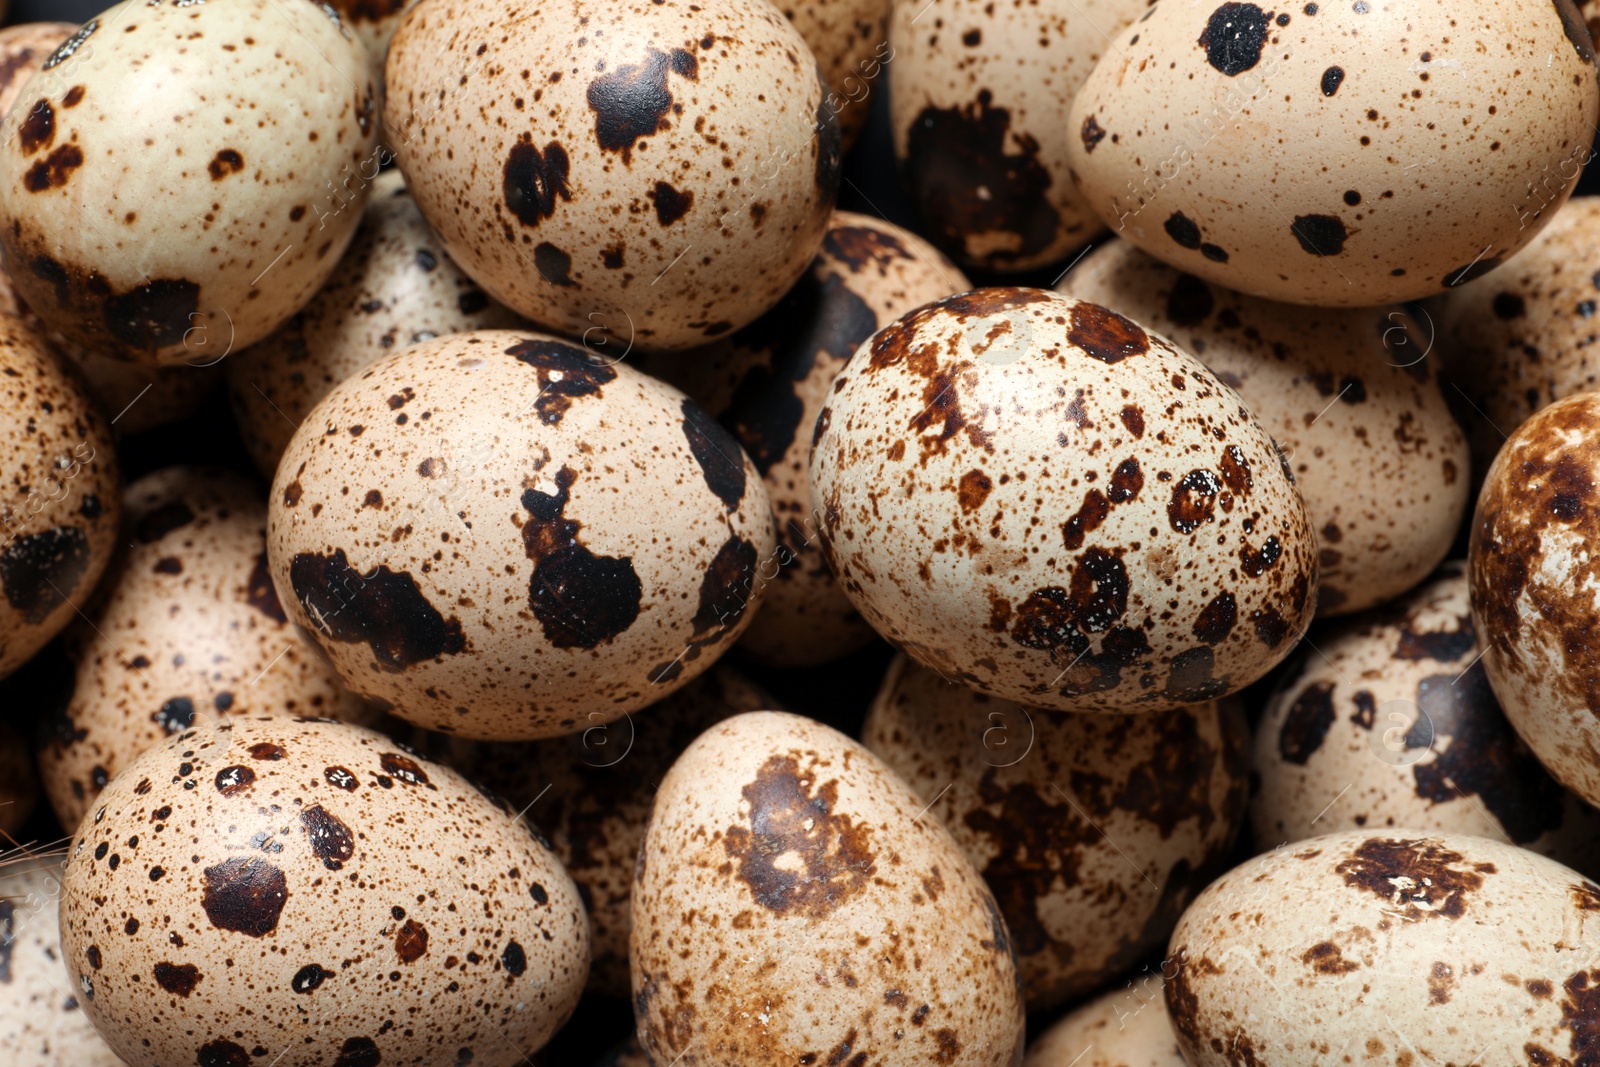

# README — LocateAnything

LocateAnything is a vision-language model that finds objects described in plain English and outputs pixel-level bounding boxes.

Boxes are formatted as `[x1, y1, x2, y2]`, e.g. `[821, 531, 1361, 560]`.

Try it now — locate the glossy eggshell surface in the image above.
[889, 0, 1151, 271]
[1065, 1, 1600, 306]
[781, 0, 889, 149]
[0, 0, 380, 366]
[1253, 562, 1600, 870]
[228, 169, 523, 478]
[0, 861, 125, 1067]
[267, 329, 775, 740]
[58, 714, 590, 1067]
[1470, 392, 1600, 810]
[1061, 241, 1467, 615]
[38, 467, 367, 832]
[1023, 987, 1185, 1067]
[385, 0, 841, 352]
[1164, 830, 1600, 1065]
[862, 655, 1248, 1012]
[810, 288, 1317, 712]
[632, 711, 1026, 1067]
[0, 316, 120, 680]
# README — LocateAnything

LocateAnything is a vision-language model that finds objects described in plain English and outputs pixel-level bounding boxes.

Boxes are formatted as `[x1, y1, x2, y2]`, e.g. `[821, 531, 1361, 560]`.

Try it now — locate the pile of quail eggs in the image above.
[4, 0, 1600, 1063]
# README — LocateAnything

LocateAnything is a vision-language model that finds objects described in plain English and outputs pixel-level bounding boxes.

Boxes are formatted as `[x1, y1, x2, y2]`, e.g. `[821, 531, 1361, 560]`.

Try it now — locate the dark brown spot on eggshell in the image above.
[503, 136, 571, 227]
[533, 242, 575, 287]
[958, 470, 993, 514]
[207, 149, 245, 180]
[587, 47, 698, 164]
[1068, 302, 1149, 364]
[102, 278, 201, 351]
[289, 549, 467, 671]
[292, 963, 331, 993]
[18, 100, 52, 155]
[379, 752, 429, 787]
[214, 766, 255, 796]
[250, 743, 286, 761]
[1278, 680, 1336, 764]
[154, 961, 201, 996]
[647, 181, 693, 226]
[332, 1037, 381, 1067]
[245, 551, 287, 623]
[201, 856, 289, 937]
[1168, 470, 1220, 533]
[300, 804, 355, 870]
[1333, 837, 1494, 920]
[1080, 114, 1106, 153]
[680, 398, 747, 510]
[521, 466, 642, 649]
[395, 919, 428, 962]
[1199, 3, 1272, 76]
[0, 525, 90, 623]
[507, 338, 616, 425]
[197, 1039, 251, 1067]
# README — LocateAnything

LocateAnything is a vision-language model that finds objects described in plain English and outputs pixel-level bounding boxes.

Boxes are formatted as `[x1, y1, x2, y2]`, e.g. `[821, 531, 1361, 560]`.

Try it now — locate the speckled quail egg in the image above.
[1061, 241, 1467, 615]
[228, 170, 523, 478]
[58, 714, 590, 1067]
[325, 0, 418, 65]
[38, 466, 368, 831]
[863, 654, 1247, 1012]
[633, 710, 1025, 1067]
[889, 0, 1151, 271]
[811, 288, 1317, 712]
[0, 858, 124, 1067]
[0, 0, 380, 366]
[1470, 391, 1600, 811]
[1254, 562, 1600, 871]
[651, 212, 969, 667]
[1065, 1, 1599, 306]
[783, 0, 889, 150]
[0, 315, 119, 680]
[385, 0, 841, 352]
[1432, 196, 1600, 480]
[268, 329, 775, 740]
[1165, 830, 1600, 1065]
[406, 664, 777, 999]
[0, 719, 38, 835]
[1024, 986, 1185, 1067]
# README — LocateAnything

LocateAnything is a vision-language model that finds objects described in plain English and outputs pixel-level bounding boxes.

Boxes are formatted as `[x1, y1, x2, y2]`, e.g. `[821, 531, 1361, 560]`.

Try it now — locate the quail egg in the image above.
[325, 0, 417, 65]
[1024, 986, 1185, 1067]
[785, 0, 889, 150]
[811, 288, 1318, 712]
[0, 23, 76, 130]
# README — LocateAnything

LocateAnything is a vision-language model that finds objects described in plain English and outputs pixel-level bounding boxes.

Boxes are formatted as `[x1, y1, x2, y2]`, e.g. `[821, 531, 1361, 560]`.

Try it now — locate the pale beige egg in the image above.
[1024, 986, 1185, 1067]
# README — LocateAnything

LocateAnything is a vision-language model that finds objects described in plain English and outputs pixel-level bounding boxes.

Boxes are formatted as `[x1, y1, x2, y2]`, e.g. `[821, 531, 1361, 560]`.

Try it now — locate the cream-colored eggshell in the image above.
[632, 710, 1026, 1067]
[268, 329, 776, 740]
[0, 0, 380, 366]
[0, 859, 124, 1067]
[863, 655, 1247, 1011]
[326, 0, 418, 66]
[1470, 392, 1600, 810]
[1065, 1, 1600, 306]
[652, 211, 969, 667]
[1164, 830, 1600, 1065]
[1061, 241, 1467, 615]
[58, 714, 590, 1067]
[0, 316, 120, 680]
[1253, 561, 1600, 871]
[783, 0, 889, 149]
[385, 0, 840, 352]
[1432, 196, 1600, 480]
[811, 288, 1317, 712]
[38, 466, 368, 832]
[228, 169, 523, 478]
[0, 719, 39, 835]
[1024, 986, 1185, 1067]
[889, 0, 1149, 271]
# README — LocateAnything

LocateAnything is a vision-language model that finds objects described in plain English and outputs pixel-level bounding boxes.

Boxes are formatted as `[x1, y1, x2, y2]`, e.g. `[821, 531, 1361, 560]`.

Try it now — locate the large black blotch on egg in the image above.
[0, 524, 89, 624]
[288, 549, 467, 671]
[103, 278, 201, 352]
[681, 398, 748, 510]
[507, 337, 617, 426]
[503, 137, 572, 228]
[1198, 2, 1272, 76]
[587, 46, 698, 163]
[200, 856, 288, 938]
[521, 466, 642, 649]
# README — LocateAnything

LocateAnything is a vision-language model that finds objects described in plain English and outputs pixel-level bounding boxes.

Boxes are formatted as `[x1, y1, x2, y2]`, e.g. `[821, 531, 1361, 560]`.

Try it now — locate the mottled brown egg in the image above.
[1165, 831, 1600, 1064]
[228, 170, 523, 478]
[1432, 196, 1600, 480]
[889, 0, 1150, 271]
[0, 316, 120, 680]
[0, 719, 39, 835]
[651, 212, 968, 666]
[633, 711, 1025, 1067]
[325, 0, 418, 65]
[1254, 562, 1600, 871]
[1066, 1, 1599, 306]
[38, 467, 368, 831]
[811, 288, 1317, 712]
[407, 665, 777, 999]
[1061, 241, 1467, 615]
[863, 655, 1247, 1012]
[0, 859, 124, 1067]
[1024, 986, 1185, 1067]
[1470, 392, 1600, 811]
[0, 0, 380, 366]
[783, 0, 889, 149]
[385, 0, 840, 352]
[59, 714, 590, 1067]
[268, 330, 775, 740]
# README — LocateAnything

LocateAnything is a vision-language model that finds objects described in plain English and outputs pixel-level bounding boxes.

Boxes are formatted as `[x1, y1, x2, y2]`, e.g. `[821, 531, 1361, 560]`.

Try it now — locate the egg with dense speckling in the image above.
[1024, 987, 1185, 1067]
[1470, 392, 1600, 812]
[1165, 830, 1600, 1065]
[0, 718, 38, 835]
[890, 0, 1151, 271]
[782, 0, 889, 150]
[863, 655, 1247, 1012]
[1061, 241, 1467, 615]
[38, 467, 368, 831]
[268, 329, 775, 740]
[0, 860, 124, 1067]
[810, 288, 1317, 712]
[0, 0, 380, 366]
[0, 316, 119, 680]
[385, 0, 840, 352]
[633, 710, 1025, 1067]
[406, 665, 777, 998]
[58, 714, 589, 1067]
[652, 212, 969, 666]
[1066, 0, 1598, 306]
[228, 170, 523, 478]
[1254, 562, 1600, 870]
